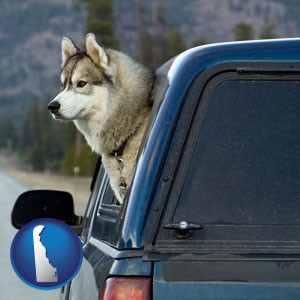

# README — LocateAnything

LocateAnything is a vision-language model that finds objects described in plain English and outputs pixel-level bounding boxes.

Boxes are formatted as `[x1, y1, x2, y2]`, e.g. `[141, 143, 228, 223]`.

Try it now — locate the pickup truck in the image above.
[12, 38, 300, 299]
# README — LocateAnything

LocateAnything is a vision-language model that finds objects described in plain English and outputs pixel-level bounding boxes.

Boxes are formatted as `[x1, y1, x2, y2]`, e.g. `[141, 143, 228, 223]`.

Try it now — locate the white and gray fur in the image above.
[48, 33, 154, 203]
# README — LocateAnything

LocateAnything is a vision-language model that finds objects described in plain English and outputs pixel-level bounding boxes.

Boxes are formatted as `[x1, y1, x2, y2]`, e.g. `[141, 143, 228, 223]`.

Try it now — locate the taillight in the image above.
[100, 277, 151, 300]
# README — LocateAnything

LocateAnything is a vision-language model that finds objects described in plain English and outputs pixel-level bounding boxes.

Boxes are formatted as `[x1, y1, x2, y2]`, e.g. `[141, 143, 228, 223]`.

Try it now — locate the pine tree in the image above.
[192, 38, 208, 47]
[151, 0, 166, 68]
[21, 102, 40, 151]
[78, 0, 117, 48]
[233, 21, 254, 41]
[20, 99, 66, 171]
[164, 28, 186, 61]
[61, 143, 98, 176]
[259, 16, 277, 39]
[21, 101, 45, 170]
[0, 118, 18, 151]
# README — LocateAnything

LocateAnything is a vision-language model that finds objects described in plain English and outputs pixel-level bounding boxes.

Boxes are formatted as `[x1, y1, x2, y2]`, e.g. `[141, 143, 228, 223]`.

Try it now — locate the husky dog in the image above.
[48, 33, 154, 203]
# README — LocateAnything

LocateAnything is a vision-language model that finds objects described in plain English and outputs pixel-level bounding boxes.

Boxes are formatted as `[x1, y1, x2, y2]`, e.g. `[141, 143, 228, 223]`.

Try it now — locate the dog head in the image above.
[48, 33, 113, 121]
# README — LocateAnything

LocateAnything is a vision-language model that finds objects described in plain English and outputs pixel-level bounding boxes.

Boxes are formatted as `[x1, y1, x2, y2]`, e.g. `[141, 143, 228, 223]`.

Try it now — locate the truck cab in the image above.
[13, 39, 300, 299]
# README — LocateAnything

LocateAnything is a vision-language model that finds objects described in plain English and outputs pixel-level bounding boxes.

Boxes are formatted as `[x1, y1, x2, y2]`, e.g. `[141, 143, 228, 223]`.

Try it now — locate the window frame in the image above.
[88, 166, 122, 245]
[145, 62, 300, 256]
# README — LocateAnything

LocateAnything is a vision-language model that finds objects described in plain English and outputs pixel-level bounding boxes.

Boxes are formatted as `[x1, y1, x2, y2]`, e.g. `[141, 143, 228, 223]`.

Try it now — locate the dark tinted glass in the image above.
[175, 80, 300, 226]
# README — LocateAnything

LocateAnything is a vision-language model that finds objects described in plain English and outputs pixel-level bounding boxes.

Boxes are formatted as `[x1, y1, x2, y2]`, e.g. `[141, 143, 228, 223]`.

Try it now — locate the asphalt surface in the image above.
[0, 171, 60, 300]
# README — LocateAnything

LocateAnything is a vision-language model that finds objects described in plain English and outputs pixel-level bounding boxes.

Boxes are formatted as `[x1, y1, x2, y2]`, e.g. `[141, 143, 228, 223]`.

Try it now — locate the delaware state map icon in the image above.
[10, 218, 83, 290]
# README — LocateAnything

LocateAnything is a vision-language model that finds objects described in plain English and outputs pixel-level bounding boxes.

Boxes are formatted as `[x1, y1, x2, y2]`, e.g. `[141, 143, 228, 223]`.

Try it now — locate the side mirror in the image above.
[11, 190, 83, 234]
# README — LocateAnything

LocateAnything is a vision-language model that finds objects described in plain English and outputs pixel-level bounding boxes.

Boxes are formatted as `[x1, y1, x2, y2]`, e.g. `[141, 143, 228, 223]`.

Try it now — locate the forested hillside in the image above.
[0, 0, 84, 124]
[1, 0, 300, 174]
[2, 0, 300, 115]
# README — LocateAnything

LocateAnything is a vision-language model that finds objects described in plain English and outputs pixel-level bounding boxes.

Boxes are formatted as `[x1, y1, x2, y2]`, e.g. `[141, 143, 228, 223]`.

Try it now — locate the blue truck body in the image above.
[12, 39, 300, 299]
[65, 39, 300, 299]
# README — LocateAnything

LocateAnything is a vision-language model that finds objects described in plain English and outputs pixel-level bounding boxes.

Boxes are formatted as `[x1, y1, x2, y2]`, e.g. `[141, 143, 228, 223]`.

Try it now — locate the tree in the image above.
[233, 21, 254, 41]
[21, 101, 45, 170]
[134, 0, 143, 60]
[0, 118, 18, 151]
[78, 0, 117, 48]
[20, 99, 66, 171]
[151, 0, 166, 67]
[61, 142, 98, 176]
[164, 28, 186, 61]
[259, 16, 277, 39]
[192, 37, 209, 48]
[140, 32, 155, 66]
[21, 102, 40, 150]
[138, 1, 167, 68]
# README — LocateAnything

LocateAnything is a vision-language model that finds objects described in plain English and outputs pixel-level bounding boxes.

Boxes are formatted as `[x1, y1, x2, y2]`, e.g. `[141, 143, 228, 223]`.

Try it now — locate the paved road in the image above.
[0, 171, 60, 300]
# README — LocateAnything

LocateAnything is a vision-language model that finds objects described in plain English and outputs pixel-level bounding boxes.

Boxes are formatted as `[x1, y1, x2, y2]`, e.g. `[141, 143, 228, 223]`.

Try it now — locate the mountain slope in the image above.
[0, 0, 84, 124]
[1, 0, 300, 126]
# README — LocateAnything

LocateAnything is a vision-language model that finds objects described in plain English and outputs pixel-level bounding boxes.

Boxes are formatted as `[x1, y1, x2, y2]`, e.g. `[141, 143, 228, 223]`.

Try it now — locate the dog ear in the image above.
[61, 37, 78, 66]
[86, 33, 109, 70]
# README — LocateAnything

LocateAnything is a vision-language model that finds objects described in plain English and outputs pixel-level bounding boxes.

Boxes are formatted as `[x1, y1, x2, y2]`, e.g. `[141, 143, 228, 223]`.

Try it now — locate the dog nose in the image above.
[48, 101, 61, 114]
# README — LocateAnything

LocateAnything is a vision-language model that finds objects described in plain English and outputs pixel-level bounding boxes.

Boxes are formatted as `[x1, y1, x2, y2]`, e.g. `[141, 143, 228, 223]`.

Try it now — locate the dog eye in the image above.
[77, 81, 87, 88]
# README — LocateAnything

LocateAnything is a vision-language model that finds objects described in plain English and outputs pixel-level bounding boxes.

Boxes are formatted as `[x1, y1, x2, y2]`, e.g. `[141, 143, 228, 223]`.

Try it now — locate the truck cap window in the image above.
[177, 80, 300, 225]
[159, 75, 300, 247]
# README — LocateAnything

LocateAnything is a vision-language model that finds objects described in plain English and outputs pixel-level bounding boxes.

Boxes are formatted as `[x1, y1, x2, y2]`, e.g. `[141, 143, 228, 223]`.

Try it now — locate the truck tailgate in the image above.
[153, 261, 300, 300]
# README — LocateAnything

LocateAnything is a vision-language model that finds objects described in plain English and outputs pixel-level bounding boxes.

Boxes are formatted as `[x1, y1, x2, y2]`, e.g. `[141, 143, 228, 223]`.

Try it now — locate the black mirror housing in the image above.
[11, 190, 81, 231]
